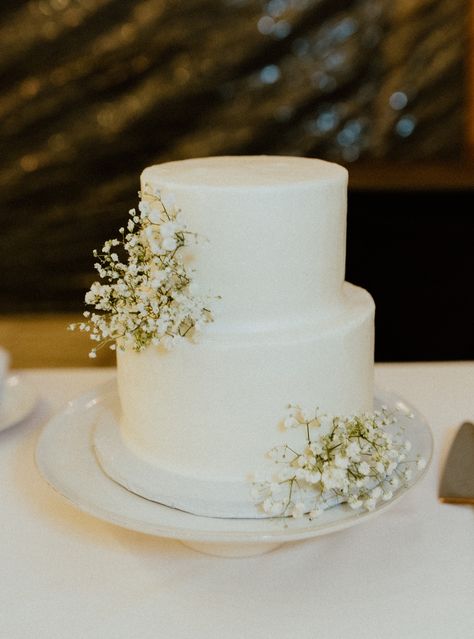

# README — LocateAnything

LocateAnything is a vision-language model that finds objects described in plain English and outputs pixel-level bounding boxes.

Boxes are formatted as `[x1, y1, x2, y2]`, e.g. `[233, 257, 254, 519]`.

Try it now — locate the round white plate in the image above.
[0, 375, 38, 433]
[35, 380, 433, 557]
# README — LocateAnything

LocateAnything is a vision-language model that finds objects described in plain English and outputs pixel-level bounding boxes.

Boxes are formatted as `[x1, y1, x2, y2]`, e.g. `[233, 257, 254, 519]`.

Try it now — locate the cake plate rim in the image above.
[35, 380, 433, 557]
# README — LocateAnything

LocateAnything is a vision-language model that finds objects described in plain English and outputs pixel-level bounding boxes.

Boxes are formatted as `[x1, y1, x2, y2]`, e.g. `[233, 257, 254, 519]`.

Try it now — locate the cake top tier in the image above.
[140, 155, 348, 335]
[142, 155, 347, 190]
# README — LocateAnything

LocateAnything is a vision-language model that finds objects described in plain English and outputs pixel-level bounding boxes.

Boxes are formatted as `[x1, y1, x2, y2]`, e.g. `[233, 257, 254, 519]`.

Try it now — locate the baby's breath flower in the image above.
[69, 186, 214, 356]
[160, 221, 179, 238]
[283, 416, 298, 429]
[307, 470, 321, 484]
[138, 200, 150, 215]
[346, 441, 361, 460]
[358, 461, 371, 476]
[295, 468, 307, 480]
[161, 237, 178, 252]
[334, 453, 349, 469]
[278, 466, 296, 482]
[390, 476, 400, 489]
[348, 496, 363, 510]
[371, 486, 383, 500]
[416, 457, 427, 471]
[310, 441, 323, 455]
[365, 497, 377, 511]
[297, 455, 307, 468]
[291, 502, 305, 519]
[387, 461, 397, 474]
[148, 210, 161, 224]
[253, 406, 421, 519]
[267, 447, 280, 461]
[263, 498, 274, 514]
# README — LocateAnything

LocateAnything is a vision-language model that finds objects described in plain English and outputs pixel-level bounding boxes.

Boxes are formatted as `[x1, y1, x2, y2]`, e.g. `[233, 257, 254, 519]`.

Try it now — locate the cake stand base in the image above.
[180, 540, 283, 557]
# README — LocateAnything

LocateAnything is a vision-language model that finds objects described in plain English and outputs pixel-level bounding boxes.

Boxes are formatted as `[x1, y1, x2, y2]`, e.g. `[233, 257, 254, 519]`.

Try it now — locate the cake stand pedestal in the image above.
[180, 540, 282, 558]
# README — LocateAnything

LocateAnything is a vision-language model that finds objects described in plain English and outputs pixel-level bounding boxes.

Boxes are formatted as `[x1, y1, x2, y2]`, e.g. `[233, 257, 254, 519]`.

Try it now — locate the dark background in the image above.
[0, 0, 473, 361]
[347, 190, 474, 361]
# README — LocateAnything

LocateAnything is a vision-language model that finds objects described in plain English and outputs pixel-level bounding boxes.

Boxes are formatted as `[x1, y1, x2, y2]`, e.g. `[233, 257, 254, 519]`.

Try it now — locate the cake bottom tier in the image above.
[111, 284, 374, 517]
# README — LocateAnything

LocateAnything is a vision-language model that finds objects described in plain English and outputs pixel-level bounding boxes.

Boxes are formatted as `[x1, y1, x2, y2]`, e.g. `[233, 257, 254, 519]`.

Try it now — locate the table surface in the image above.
[1, 363, 473, 639]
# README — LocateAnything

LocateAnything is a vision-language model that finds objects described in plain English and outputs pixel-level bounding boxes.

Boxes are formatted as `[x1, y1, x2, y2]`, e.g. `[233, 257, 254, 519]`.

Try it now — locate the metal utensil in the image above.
[439, 422, 474, 504]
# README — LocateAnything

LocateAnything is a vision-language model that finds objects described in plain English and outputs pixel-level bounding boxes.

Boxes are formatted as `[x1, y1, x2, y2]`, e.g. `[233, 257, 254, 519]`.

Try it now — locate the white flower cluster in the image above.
[69, 185, 213, 357]
[252, 406, 426, 519]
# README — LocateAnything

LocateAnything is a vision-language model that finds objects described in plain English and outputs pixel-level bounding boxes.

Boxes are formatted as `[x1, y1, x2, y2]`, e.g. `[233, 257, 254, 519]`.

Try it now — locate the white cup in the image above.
[0, 347, 10, 404]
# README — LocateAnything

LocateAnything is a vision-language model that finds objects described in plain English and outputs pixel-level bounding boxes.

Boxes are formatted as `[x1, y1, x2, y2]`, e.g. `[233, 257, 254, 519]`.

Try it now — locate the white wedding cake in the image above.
[93, 155, 375, 518]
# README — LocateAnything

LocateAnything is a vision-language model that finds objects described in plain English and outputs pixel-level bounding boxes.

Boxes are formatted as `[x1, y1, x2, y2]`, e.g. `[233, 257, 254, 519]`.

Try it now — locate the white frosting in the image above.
[110, 155, 375, 517]
[117, 284, 373, 479]
[142, 156, 348, 333]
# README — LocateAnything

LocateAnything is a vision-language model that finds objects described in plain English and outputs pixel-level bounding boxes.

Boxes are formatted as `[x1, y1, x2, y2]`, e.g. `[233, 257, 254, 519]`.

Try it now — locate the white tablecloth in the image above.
[1, 364, 473, 639]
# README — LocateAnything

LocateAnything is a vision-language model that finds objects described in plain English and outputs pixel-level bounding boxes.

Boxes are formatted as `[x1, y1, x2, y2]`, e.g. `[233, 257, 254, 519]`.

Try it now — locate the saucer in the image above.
[0, 375, 38, 433]
[35, 380, 433, 557]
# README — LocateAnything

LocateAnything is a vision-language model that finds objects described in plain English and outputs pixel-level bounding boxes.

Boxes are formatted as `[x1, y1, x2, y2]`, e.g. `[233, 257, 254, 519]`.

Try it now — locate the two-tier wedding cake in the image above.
[92, 155, 375, 518]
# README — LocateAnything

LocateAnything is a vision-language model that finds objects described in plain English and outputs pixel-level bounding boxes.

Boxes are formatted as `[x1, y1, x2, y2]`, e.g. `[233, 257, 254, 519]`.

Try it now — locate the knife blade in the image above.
[439, 421, 474, 504]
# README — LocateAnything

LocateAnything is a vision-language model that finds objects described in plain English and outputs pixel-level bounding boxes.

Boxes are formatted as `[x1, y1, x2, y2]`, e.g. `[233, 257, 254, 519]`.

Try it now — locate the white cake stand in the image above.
[35, 380, 433, 557]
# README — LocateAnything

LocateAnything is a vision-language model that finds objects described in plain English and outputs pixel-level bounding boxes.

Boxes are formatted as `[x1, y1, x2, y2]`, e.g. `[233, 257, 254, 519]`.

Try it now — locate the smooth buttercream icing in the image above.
[105, 155, 374, 517]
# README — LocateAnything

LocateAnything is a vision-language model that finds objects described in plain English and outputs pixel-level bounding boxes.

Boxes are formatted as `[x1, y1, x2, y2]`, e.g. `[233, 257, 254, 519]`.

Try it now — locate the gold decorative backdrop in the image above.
[0, 0, 468, 311]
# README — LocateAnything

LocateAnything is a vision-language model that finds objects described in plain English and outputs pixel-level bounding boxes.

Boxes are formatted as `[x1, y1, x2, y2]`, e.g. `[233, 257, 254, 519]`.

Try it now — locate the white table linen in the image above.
[1, 363, 473, 639]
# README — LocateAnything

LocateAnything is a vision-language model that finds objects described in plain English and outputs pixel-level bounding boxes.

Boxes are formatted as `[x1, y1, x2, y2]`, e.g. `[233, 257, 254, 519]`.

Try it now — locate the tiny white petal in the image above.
[359, 461, 371, 476]
[365, 498, 377, 511]
[371, 486, 383, 500]
[417, 457, 427, 470]
[291, 502, 305, 519]
[283, 416, 298, 429]
[162, 237, 177, 252]
[148, 210, 161, 224]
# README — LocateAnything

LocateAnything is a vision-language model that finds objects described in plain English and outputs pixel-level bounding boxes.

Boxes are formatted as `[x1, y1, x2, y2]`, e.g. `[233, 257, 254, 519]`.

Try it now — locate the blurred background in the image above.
[0, 0, 473, 366]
